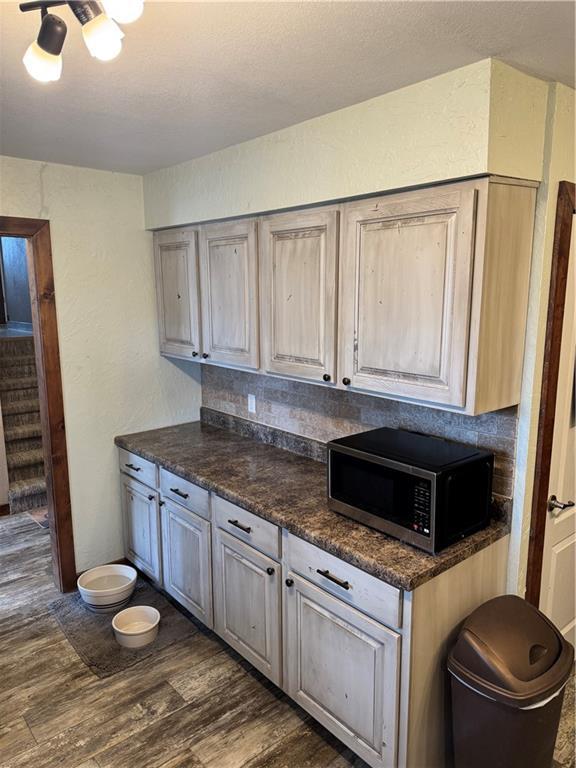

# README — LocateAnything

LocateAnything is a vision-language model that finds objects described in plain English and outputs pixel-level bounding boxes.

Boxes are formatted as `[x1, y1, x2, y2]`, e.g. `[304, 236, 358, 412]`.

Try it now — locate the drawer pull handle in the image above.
[170, 488, 189, 500]
[266, 567, 275, 576]
[228, 519, 252, 534]
[125, 463, 141, 472]
[316, 569, 350, 590]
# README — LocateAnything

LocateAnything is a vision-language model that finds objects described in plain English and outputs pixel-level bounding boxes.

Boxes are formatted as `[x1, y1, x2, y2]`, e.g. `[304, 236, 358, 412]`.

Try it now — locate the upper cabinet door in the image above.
[154, 228, 201, 360]
[199, 220, 259, 369]
[339, 185, 477, 407]
[260, 209, 339, 383]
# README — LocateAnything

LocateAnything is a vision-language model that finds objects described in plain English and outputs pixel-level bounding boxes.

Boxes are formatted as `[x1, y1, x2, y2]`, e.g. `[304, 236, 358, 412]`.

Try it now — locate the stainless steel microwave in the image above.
[327, 427, 494, 554]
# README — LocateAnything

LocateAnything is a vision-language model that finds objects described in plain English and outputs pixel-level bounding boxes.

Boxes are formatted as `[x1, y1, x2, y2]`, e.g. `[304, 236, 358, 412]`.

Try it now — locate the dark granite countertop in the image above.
[115, 421, 509, 592]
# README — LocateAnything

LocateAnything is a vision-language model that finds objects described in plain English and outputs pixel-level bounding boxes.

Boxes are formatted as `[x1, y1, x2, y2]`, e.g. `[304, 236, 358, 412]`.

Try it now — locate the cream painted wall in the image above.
[143, 59, 551, 230]
[0, 155, 201, 570]
[143, 59, 492, 229]
[508, 83, 576, 594]
[488, 60, 549, 180]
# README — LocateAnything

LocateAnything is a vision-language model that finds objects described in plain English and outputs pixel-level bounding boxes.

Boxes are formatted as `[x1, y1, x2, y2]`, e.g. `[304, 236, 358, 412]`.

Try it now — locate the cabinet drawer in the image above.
[213, 495, 281, 560]
[160, 468, 210, 519]
[118, 448, 157, 489]
[285, 533, 402, 629]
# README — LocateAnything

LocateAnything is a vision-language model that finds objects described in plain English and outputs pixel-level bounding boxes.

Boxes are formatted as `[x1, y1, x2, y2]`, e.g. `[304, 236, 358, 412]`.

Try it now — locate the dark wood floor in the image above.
[0, 513, 366, 768]
[0, 513, 573, 768]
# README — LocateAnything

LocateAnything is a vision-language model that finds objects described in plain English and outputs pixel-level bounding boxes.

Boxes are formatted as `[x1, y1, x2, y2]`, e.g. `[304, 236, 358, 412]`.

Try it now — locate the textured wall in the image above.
[0, 155, 202, 570]
[508, 83, 576, 593]
[202, 366, 517, 499]
[143, 60, 492, 228]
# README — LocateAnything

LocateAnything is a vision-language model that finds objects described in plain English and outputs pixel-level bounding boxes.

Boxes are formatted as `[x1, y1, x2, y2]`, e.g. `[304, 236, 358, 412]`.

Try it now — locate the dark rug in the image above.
[49, 579, 196, 678]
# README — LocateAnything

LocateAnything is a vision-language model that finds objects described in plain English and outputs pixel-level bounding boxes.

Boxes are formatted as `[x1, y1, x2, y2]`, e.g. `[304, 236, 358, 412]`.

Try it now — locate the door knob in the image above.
[548, 495, 575, 516]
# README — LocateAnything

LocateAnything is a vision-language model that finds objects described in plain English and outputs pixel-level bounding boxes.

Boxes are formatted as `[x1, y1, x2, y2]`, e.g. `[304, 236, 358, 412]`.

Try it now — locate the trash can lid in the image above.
[447, 595, 574, 708]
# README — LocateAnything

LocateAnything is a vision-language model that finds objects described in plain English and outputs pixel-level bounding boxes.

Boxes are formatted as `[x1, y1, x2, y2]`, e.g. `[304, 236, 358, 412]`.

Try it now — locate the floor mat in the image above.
[49, 578, 197, 678]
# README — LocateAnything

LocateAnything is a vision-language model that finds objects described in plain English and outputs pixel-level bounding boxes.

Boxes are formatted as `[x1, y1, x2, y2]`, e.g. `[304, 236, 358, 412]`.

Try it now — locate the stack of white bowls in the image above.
[77, 564, 161, 648]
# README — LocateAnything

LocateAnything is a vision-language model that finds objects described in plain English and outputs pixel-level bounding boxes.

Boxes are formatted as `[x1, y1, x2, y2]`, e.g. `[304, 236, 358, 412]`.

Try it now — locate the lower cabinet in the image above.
[213, 527, 282, 685]
[120, 474, 162, 584]
[161, 499, 213, 628]
[284, 572, 400, 768]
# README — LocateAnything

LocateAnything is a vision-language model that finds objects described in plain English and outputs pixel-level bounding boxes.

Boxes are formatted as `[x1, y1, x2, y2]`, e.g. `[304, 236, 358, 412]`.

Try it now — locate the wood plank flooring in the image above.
[0, 514, 365, 768]
[1, 513, 573, 768]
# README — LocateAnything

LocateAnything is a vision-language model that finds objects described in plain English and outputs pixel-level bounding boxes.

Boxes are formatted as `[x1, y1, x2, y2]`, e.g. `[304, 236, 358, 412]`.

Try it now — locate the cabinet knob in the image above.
[202, 353, 209, 359]
[148, 494, 155, 501]
[285, 578, 294, 587]
[266, 567, 275, 576]
[322, 373, 331, 382]
[159, 500, 165, 507]
[342, 377, 351, 386]
[192, 351, 198, 357]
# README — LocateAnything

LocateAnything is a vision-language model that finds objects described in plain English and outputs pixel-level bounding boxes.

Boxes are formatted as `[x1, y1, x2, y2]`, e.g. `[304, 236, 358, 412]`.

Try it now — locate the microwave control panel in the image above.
[412, 480, 431, 536]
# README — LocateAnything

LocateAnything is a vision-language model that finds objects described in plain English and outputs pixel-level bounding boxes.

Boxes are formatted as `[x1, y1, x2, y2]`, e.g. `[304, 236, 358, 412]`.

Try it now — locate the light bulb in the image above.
[82, 13, 124, 61]
[102, 0, 144, 24]
[23, 41, 62, 82]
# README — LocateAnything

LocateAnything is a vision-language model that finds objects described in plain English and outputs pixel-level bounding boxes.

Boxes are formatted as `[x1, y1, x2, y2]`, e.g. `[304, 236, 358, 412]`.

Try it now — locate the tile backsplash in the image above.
[201, 366, 517, 498]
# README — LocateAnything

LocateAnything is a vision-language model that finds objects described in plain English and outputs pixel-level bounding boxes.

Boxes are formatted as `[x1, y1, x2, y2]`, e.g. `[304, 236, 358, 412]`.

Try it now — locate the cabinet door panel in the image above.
[200, 220, 259, 368]
[121, 475, 162, 583]
[260, 209, 338, 382]
[284, 573, 399, 767]
[340, 186, 476, 406]
[213, 528, 281, 685]
[161, 501, 212, 627]
[154, 228, 201, 360]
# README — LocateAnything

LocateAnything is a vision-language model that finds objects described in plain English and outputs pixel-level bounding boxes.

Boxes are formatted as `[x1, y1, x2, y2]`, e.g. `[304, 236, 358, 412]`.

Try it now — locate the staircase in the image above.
[0, 336, 47, 513]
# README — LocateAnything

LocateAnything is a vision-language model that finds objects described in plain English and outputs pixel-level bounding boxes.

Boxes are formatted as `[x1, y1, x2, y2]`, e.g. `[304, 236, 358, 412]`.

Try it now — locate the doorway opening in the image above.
[0, 236, 48, 524]
[0, 216, 75, 591]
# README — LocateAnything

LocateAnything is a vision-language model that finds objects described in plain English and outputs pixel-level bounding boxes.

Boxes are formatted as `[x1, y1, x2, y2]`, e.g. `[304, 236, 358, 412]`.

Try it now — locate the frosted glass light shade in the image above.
[82, 14, 125, 61]
[102, 0, 144, 24]
[23, 41, 62, 82]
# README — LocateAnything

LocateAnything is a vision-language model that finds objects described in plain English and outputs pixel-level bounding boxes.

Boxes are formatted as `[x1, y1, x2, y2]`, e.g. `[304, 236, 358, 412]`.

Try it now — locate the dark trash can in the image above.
[447, 594, 574, 768]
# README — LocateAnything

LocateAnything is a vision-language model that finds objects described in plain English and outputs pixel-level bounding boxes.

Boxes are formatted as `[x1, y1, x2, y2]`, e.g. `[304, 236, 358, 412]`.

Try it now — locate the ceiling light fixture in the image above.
[19, 0, 143, 81]
[23, 12, 67, 82]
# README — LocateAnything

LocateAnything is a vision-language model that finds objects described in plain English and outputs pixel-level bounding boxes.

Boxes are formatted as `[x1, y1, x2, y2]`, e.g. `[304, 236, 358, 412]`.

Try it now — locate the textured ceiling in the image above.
[0, 1, 574, 174]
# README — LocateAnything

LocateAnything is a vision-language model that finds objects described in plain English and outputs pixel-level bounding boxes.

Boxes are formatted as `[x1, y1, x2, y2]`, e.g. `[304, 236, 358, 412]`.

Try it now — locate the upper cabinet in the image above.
[260, 208, 339, 383]
[153, 177, 536, 415]
[154, 228, 201, 360]
[199, 219, 259, 369]
[339, 185, 477, 407]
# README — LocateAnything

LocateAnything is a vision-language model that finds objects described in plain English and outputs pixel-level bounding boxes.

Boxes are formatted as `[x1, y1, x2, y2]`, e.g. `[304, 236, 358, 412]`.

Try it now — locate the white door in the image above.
[339, 184, 476, 406]
[540, 219, 575, 645]
[199, 219, 259, 369]
[260, 208, 339, 383]
[121, 475, 162, 583]
[161, 499, 213, 628]
[213, 528, 281, 685]
[154, 228, 201, 359]
[284, 572, 400, 768]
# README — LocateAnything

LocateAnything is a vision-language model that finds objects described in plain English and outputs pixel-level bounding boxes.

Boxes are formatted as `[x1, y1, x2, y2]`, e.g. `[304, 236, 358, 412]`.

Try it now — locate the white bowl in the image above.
[77, 564, 137, 612]
[112, 605, 160, 649]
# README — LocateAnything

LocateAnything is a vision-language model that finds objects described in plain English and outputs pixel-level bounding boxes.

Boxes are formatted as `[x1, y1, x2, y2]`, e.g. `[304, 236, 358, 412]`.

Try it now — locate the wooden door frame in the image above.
[0, 216, 76, 591]
[525, 181, 575, 606]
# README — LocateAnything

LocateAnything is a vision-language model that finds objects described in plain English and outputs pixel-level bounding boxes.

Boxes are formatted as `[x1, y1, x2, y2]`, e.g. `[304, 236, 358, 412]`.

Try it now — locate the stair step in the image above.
[8, 477, 47, 513]
[7, 448, 44, 470]
[5, 423, 42, 442]
[1, 398, 40, 416]
[0, 363, 37, 380]
[0, 388, 40, 404]
[0, 376, 38, 393]
[0, 338, 35, 357]
[0, 355, 36, 369]
[9, 476, 47, 500]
